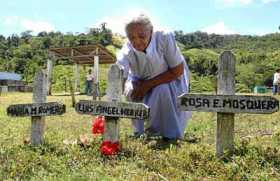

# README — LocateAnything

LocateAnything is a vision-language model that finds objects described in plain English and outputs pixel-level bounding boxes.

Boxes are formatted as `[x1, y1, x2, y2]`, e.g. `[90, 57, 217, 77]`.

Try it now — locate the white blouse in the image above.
[273, 72, 280, 85]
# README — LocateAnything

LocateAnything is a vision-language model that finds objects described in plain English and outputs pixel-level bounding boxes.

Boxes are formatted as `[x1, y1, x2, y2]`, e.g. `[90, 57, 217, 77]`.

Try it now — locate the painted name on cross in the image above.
[7, 102, 66, 117]
[178, 94, 279, 114]
[75, 100, 150, 119]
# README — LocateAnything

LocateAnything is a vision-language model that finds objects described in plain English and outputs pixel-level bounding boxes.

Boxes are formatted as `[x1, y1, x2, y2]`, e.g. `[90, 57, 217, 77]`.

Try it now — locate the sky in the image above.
[0, 0, 280, 37]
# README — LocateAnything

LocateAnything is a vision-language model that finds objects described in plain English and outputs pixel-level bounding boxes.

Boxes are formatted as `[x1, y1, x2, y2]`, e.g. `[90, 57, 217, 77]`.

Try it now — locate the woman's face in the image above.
[127, 23, 152, 52]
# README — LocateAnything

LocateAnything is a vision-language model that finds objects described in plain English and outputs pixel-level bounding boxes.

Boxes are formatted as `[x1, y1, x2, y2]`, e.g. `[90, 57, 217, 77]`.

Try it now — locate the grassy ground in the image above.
[1, 92, 280, 180]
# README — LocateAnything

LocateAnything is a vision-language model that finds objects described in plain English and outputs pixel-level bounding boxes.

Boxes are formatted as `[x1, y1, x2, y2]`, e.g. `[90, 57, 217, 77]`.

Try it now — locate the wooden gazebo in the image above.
[47, 44, 116, 97]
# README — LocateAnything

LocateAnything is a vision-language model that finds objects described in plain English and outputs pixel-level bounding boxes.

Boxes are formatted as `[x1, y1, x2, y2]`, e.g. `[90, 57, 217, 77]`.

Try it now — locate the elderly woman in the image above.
[117, 14, 191, 140]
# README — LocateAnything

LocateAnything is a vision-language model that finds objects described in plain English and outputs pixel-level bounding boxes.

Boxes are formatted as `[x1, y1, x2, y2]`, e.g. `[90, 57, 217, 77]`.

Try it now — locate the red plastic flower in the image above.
[100, 140, 120, 155]
[92, 116, 105, 135]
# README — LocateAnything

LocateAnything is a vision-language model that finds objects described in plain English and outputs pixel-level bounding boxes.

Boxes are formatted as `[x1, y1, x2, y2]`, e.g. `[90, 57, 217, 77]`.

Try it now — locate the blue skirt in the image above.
[125, 69, 192, 139]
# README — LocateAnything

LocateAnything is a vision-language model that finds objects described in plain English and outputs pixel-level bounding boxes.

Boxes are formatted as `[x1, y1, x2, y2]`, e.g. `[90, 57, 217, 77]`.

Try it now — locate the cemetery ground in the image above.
[1, 92, 280, 180]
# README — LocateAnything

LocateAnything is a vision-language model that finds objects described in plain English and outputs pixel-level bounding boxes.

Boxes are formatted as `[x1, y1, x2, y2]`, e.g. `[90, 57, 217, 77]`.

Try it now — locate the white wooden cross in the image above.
[7, 70, 66, 145]
[76, 64, 150, 143]
[178, 51, 279, 157]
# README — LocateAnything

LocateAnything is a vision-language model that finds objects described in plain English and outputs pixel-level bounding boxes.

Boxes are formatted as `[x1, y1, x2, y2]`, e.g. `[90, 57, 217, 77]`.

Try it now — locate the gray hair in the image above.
[125, 14, 153, 35]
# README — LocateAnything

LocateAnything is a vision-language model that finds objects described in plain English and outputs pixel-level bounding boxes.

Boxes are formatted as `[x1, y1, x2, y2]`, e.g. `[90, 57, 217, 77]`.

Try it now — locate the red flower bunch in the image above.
[92, 115, 105, 135]
[100, 140, 120, 156]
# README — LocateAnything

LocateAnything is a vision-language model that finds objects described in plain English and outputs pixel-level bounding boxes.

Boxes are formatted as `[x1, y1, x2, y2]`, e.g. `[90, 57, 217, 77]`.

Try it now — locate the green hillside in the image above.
[1, 27, 280, 93]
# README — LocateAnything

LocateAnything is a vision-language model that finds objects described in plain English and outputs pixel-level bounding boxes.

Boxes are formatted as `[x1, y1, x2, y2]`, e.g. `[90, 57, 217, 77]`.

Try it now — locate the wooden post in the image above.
[92, 67, 97, 100]
[94, 55, 99, 85]
[74, 63, 80, 93]
[103, 64, 122, 142]
[31, 70, 47, 145]
[92, 55, 99, 100]
[69, 79, 76, 108]
[47, 59, 53, 95]
[216, 51, 236, 157]
[64, 78, 67, 93]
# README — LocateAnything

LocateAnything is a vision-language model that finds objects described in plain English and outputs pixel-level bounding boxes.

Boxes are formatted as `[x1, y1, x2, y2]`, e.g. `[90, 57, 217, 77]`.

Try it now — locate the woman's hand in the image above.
[130, 63, 184, 101]
[131, 80, 152, 101]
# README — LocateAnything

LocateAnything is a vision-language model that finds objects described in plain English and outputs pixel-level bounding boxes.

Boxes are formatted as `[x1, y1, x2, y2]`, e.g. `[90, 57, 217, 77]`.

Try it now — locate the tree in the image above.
[7, 34, 20, 47]
[21, 30, 33, 43]
[37, 31, 48, 37]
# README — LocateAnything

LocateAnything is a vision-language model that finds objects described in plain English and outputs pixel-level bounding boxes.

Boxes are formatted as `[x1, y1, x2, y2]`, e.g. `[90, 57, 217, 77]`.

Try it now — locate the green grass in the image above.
[1, 93, 280, 180]
[51, 64, 110, 95]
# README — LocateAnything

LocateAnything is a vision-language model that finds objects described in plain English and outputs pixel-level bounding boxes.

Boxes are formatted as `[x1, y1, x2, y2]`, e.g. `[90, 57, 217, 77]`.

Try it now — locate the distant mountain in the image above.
[175, 31, 280, 52]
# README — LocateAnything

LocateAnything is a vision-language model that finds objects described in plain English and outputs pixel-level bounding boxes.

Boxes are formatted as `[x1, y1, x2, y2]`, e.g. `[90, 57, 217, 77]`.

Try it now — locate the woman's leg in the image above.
[85, 81, 89, 95]
[89, 81, 93, 95]
[144, 83, 190, 139]
[273, 85, 277, 95]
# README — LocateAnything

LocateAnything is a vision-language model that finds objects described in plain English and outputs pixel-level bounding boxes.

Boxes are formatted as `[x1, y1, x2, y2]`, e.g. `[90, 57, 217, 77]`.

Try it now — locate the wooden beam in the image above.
[72, 48, 94, 62]
[49, 49, 67, 57]
[216, 51, 236, 157]
[74, 59, 115, 65]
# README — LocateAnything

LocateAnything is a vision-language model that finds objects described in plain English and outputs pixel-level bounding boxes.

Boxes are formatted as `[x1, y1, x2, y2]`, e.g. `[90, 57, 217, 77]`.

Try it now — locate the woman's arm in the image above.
[131, 62, 184, 101]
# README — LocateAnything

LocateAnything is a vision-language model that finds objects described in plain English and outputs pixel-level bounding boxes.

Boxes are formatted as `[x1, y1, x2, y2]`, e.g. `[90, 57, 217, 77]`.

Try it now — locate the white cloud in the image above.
[2, 16, 55, 34]
[215, 0, 254, 6]
[262, 0, 280, 3]
[202, 22, 275, 35]
[89, 8, 170, 35]
[215, 0, 279, 6]
[243, 28, 274, 35]
[20, 19, 55, 34]
[201, 22, 236, 35]
[3, 16, 20, 26]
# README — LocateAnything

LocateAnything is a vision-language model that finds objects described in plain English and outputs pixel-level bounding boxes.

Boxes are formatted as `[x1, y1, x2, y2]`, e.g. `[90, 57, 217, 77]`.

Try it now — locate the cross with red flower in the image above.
[76, 64, 149, 156]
